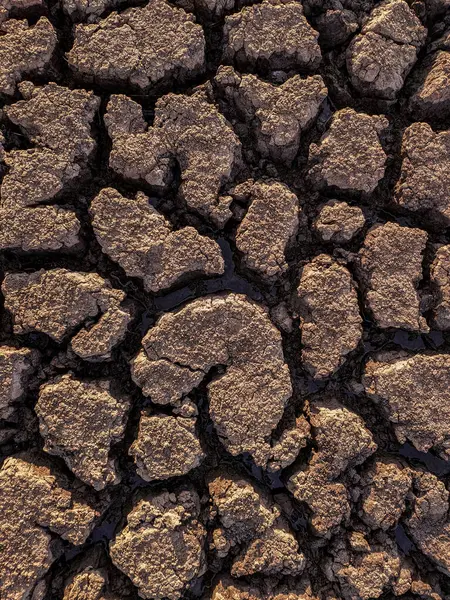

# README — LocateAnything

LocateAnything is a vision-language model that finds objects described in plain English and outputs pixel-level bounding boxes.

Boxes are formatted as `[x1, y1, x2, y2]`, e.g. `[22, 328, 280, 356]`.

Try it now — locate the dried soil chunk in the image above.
[211, 576, 318, 600]
[215, 66, 327, 163]
[0, 346, 39, 419]
[288, 399, 376, 536]
[231, 518, 306, 577]
[359, 458, 412, 530]
[314, 200, 365, 243]
[394, 123, 450, 224]
[297, 254, 362, 379]
[61, 0, 117, 20]
[2, 269, 131, 361]
[324, 532, 401, 600]
[90, 188, 224, 293]
[110, 487, 206, 600]
[406, 470, 450, 575]
[409, 51, 450, 121]
[105, 92, 242, 226]
[3, 82, 100, 207]
[63, 569, 112, 600]
[208, 471, 279, 545]
[67, 0, 205, 90]
[363, 352, 450, 459]
[431, 244, 450, 329]
[222, 0, 321, 72]
[347, 0, 426, 99]
[0, 206, 81, 251]
[235, 180, 299, 281]
[357, 222, 428, 331]
[308, 109, 388, 193]
[209, 471, 305, 576]
[36, 374, 129, 490]
[0, 18, 56, 96]
[267, 414, 310, 472]
[131, 294, 292, 466]
[130, 411, 204, 481]
[0, 455, 97, 600]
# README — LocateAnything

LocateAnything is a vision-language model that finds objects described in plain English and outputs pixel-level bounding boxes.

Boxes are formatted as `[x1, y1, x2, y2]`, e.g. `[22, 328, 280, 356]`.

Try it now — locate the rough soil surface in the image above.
[308, 109, 388, 193]
[36, 374, 130, 490]
[297, 254, 362, 378]
[2, 1, 450, 599]
[357, 221, 428, 331]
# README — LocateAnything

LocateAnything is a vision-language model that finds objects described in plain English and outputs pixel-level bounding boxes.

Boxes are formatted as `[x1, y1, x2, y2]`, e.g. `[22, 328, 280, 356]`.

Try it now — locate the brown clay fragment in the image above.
[297, 254, 362, 379]
[110, 487, 206, 600]
[359, 457, 412, 530]
[394, 123, 450, 224]
[36, 374, 129, 490]
[288, 399, 376, 537]
[209, 471, 305, 576]
[130, 408, 204, 481]
[0, 17, 56, 96]
[430, 244, 450, 329]
[0, 345, 39, 420]
[105, 91, 242, 227]
[363, 352, 450, 459]
[357, 222, 428, 331]
[131, 293, 292, 467]
[234, 180, 299, 281]
[222, 0, 321, 72]
[0, 454, 98, 600]
[313, 200, 365, 243]
[2, 269, 132, 361]
[347, 0, 426, 99]
[308, 109, 388, 193]
[67, 0, 205, 90]
[214, 66, 327, 164]
[90, 187, 224, 293]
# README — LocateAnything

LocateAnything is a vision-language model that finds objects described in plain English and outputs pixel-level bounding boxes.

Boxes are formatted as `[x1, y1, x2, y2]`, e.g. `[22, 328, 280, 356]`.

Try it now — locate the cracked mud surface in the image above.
[1, 0, 450, 599]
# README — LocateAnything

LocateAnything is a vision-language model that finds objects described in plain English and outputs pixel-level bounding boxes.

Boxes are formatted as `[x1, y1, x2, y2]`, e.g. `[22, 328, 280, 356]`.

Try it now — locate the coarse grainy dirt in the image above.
[0, 0, 450, 599]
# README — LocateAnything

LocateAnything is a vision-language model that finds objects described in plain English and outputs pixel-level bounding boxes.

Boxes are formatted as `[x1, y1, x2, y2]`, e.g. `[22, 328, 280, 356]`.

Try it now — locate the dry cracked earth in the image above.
[2, 0, 450, 598]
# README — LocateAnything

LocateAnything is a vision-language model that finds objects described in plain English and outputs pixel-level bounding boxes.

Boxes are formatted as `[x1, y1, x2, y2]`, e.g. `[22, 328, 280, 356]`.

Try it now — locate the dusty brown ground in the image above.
[0, 0, 450, 598]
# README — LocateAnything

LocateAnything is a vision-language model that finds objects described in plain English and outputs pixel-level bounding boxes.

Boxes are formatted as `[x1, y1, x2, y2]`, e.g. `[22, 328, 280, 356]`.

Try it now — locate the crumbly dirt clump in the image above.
[2, 269, 132, 361]
[222, 0, 322, 72]
[67, 0, 205, 90]
[308, 109, 388, 193]
[90, 187, 224, 292]
[363, 352, 450, 459]
[297, 254, 362, 378]
[0, 454, 98, 600]
[36, 374, 130, 490]
[110, 487, 206, 600]
[131, 293, 292, 467]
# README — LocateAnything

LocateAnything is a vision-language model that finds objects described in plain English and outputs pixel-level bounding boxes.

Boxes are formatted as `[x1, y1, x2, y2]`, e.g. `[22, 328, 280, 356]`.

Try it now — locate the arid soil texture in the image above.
[1, 0, 450, 598]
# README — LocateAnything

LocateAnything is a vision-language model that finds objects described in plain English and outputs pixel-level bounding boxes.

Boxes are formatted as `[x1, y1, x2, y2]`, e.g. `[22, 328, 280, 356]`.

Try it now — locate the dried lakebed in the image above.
[0, 0, 450, 599]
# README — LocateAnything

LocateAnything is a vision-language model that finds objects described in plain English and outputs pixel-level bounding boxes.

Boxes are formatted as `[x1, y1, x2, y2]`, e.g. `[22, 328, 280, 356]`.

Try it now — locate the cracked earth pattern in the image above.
[1, 0, 450, 599]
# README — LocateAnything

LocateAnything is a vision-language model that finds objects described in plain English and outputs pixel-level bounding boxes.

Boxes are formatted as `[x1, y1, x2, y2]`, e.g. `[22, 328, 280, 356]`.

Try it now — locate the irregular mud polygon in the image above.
[364, 352, 450, 458]
[297, 254, 362, 378]
[2, 269, 132, 361]
[357, 222, 428, 331]
[36, 374, 129, 490]
[234, 179, 299, 281]
[222, 0, 322, 72]
[347, 0, 426, 99]
[110, 487, 206, 600]
[308, 109, 388, 193]
[105, 91, 242, 226]
[67, 0, 205, 90]
[131, 293, 292, 466]
[90, 187, 224, 293]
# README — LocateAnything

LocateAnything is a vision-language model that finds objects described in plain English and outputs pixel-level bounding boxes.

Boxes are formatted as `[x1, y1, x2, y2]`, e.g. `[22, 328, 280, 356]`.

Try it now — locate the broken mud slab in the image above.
[1, 0, 450, 599]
